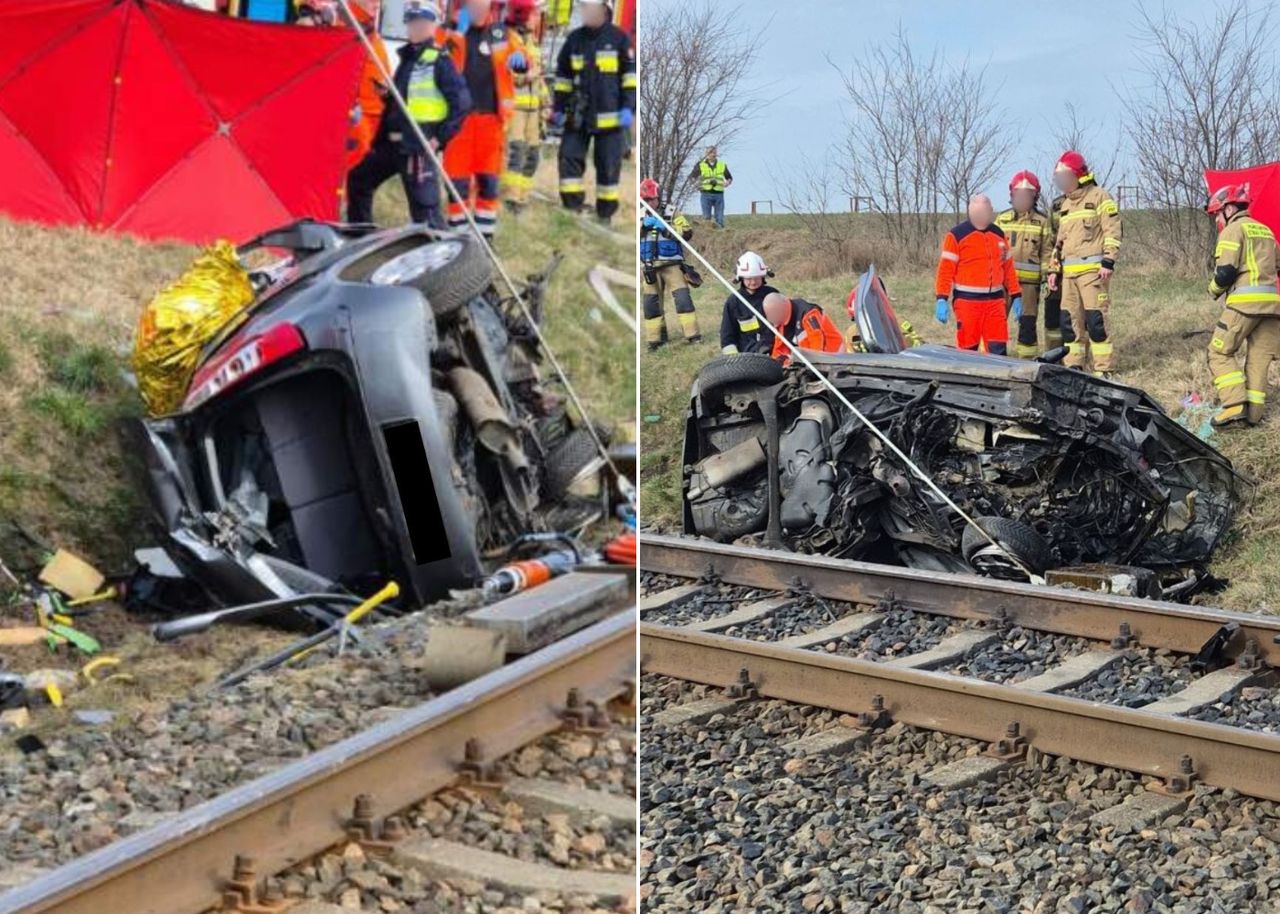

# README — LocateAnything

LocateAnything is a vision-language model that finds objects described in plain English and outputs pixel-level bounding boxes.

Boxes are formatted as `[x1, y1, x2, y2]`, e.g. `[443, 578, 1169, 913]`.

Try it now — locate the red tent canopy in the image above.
[0, 0, 364, 244]
[1205, 161, 1280, 236]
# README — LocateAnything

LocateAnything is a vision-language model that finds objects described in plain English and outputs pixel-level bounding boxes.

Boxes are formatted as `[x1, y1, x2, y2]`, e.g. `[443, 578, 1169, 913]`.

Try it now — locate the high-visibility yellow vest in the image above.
[407, 46, 447, 124]
[699, 160, 727, 193]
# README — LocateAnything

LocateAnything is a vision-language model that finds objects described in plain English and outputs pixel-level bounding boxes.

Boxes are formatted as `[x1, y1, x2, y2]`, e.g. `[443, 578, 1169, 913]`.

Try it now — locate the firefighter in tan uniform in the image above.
[501, 0, 546, 211]
[1203, 184, 1280, 427]
[1046, 150, 1121, 375]
[996, 170, 1057, 358]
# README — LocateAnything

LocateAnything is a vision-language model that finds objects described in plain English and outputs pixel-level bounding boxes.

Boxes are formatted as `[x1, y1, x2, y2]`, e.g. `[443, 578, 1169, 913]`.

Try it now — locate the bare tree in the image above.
[639, 1, 770, 207]
[769, 153, 855, 270]
[829, 27, 1011, 265]
[1124, 1, 1280, 267]
[1042, 101, 1120, 190]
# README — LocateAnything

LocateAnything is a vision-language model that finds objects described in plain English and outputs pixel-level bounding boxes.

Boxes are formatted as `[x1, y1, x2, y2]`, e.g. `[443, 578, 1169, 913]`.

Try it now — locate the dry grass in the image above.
[0, 150, 636, 576]
[640, 215, 1280, 613]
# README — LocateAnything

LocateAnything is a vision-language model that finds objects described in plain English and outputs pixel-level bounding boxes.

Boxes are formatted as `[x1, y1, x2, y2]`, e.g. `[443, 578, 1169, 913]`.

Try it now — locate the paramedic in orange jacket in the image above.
[935, 194, 1021, 355]
[763, 293, 844, 364]
[439, 0, 525, 236]
[344, 1, 390, 169]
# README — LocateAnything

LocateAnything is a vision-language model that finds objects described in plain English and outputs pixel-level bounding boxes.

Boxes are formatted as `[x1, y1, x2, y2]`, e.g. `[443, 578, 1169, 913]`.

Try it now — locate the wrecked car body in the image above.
[128, 220, 605, 611]
[682, 269, 1243, 594]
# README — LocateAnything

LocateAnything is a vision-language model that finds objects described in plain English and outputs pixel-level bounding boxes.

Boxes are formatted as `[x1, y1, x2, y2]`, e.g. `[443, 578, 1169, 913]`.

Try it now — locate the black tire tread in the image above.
[409, 237, 492, 317]
[960, 516, 1053, 574]
[544, 426, 609, 498]
[695, 352, 783, 395]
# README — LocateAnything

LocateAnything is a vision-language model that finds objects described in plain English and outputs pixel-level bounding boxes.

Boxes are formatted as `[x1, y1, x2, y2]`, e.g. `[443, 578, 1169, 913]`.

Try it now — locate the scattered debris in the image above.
[37, 549, 105, 601]
[587, 264, 638, 331]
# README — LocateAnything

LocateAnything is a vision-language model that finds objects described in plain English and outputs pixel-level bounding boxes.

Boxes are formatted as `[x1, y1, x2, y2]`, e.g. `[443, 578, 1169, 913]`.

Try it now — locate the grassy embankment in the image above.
[639, 209, 1280, 612]
[0, 157, 636, 578]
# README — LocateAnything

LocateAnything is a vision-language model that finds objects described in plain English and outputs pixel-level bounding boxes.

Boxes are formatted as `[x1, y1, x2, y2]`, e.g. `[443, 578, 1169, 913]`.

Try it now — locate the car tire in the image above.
[695, 353, 783, 396]
[406, 237, 492, 318]
[961, 516, 1052, 578]
[544, 426, 608, 499]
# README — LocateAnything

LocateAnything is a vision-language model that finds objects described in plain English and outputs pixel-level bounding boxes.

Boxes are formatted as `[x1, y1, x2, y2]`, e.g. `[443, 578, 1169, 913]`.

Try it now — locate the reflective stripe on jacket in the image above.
[512, 38, 546, 111]
[994, 208, 1054, 284]
[1210, 211, 1280, 316]
[552, 23, 636, 132]
[935, 221, 1020, 300]
[770, 299, 844, 363]
[439, 23, 523, 124]
[699, 160, 728, 193]
[720, 284, 779, 353]
[407, 47, 448, 123]
[1048, 179, 1121, 272]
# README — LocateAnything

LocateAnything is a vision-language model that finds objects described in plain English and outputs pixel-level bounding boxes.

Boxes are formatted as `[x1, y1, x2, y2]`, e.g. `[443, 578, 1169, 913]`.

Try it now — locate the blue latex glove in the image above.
[1010, 295, 1023, 320]
[455, 7, 471, 32]
[508, 50, 527, 73]
[935, 298, 950, 324]
[549, 111, 565, 129]
[641, 215, 660, 230]
[619, 108, 633, 129]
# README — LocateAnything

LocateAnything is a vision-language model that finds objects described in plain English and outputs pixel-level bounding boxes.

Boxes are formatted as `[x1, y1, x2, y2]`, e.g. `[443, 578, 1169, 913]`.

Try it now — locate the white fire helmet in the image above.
[735, 251, 769, 280]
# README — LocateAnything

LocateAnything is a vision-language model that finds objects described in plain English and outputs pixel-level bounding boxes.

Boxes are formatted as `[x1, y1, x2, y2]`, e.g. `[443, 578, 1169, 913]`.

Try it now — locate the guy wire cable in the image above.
[337, 0, 634, 505]
[639, 198, 1034, 577]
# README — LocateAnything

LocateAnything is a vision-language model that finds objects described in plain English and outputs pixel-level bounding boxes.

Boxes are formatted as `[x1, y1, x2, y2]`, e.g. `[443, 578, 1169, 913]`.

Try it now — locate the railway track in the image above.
[639, 534, 1280, 802]
[0, 609, 636, 914]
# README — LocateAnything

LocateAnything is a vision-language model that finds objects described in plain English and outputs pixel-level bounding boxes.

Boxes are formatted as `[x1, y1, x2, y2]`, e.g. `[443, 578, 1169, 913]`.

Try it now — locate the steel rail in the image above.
[640, 534, 1280, 664]
[0, 611, 636, 914]
[641, 622, 1280, 801]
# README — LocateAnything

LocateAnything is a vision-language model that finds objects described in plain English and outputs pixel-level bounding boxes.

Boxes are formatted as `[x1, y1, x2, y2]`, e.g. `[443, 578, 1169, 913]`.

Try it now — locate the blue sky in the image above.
[645, 0, 1229, 213]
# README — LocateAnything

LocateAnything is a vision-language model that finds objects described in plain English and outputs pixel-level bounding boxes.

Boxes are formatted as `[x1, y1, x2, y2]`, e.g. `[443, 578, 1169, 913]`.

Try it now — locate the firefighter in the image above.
[501, 0, 545, 212]
[1046, 150, 1121, 375]
[640, 178, 699, 350]
[551, 0, 636, 223]
[935, 194, 1021, 355]
[762, 292, 843, 363]
[346, 0, 470, 228]
[440, 0, 525, 236]
[720, 251, 780, 355]
[995, 170, 1057, 357]
[1203, 184, 1280, 427]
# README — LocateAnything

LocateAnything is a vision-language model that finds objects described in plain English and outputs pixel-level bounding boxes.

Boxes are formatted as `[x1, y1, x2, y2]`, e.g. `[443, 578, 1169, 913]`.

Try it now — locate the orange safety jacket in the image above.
[437, 22, 524, 125]
[770, 299, 845, 363]
[935, 220, 1021, 301]
[347, 16, 390, 168]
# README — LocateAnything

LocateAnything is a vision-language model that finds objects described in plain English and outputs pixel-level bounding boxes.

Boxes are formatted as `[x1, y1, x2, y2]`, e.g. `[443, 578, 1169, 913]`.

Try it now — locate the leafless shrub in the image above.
[827, 27, 1011, 265]
[638, 1, 770, 206]
[1042, 101, 1120, 190]
[1124, 1, 1280, 268]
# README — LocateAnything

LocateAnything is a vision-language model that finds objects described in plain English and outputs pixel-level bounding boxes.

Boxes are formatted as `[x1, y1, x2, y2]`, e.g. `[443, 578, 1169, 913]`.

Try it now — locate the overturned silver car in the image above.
[681, 270, 1244, 595]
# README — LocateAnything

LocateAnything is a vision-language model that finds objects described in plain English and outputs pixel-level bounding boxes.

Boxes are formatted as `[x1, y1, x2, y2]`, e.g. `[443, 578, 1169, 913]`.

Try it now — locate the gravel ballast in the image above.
[641, 673, 1280, 914]
[1059, 649, 1195, 708]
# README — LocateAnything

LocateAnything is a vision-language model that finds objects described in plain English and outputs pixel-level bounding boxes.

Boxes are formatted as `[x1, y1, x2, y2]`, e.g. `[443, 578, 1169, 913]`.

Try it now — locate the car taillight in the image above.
[182, 322, 306, 412]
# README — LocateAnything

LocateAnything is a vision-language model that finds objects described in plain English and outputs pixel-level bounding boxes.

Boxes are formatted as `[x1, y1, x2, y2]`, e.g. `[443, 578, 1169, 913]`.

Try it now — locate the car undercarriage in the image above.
[682, 275, 1244, 599]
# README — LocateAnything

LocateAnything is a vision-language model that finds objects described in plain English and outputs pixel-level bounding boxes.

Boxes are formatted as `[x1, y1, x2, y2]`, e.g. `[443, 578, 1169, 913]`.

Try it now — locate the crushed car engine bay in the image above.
[681, 345, 1244, 599]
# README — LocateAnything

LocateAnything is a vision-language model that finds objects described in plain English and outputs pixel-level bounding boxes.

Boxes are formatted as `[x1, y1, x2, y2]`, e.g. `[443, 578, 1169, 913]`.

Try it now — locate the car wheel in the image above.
[405, 237, 493, 318]
[960, 516, 1052, 580]
[544, 426, 609, 499]
[695, 352, 783, 396]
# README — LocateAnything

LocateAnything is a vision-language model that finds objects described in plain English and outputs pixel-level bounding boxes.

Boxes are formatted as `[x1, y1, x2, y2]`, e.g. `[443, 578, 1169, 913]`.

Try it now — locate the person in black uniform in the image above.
[550, 0, 636, 223]
[720, 250, 780, 354]
[346, 0, 470, 228]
